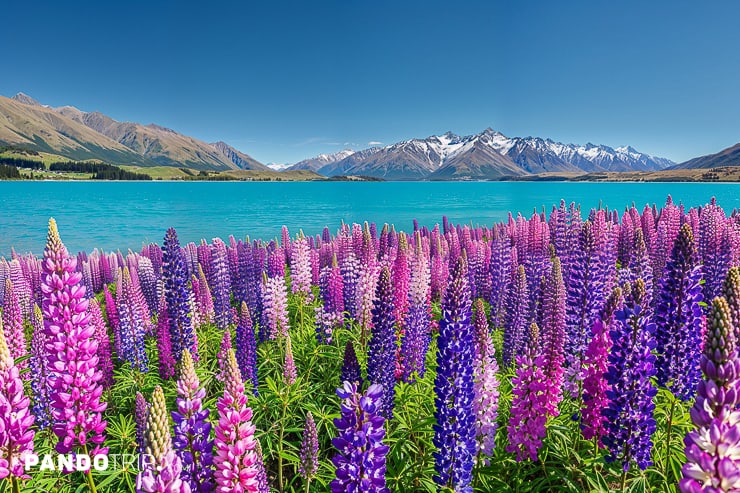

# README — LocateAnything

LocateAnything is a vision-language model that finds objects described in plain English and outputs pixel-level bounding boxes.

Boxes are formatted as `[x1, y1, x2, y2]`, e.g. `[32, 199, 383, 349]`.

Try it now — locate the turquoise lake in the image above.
[1, 181, 739, 255]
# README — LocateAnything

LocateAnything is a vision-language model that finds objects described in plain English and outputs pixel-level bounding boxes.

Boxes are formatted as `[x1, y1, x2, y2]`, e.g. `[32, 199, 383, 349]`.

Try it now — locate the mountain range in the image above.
[2, 92, 739, 179]
[287, 129, 677, 180]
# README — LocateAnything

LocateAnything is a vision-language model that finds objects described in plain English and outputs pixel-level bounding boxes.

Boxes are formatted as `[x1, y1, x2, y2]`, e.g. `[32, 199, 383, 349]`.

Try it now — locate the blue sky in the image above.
[2, 1, 739, 164]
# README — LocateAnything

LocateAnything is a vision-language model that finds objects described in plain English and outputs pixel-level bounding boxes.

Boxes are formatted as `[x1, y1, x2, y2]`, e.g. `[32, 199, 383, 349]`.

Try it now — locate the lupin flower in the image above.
[655, 223, 704, 401]
[29, 303, 52, 429]
[503, 265, 529, 367]
[261, 272, 290, 340]
[41, 219, 108, 457]
[162, 228, 197, 361]
[540, 257, 566, 417]
[156, 295, 176, 380]
[602, 279, 657, 471]
[210, 238, 232, 331]
[172, 350, 215, 493]
[581, 287, 623, 443]
[506, 323, 549, 462]
[135, 391, 149, 455]
[433, 257, 476, 492]
[367, 266, 397, 419]
[722, 266, 740, 343]
[290, 234, 314, 302]
[213, 349, 260, 492]
[2, 278, 28, 376]
[283, 334, 297, 385]
[330, 382, 390, 493]
[118, 267, 149, 372]
[235, 302, 258, 395]
[216, 329, 232, 382]
[340, 340, 363, 387]
[392, 234, 410, 330]
[679, 297, 740, 492]
[195, 265, 215, 325]
[104, 284, 121, 354]
[299, 412, 319, 483]
[0, 318, 35, 480]
[315, 255, 344, 344]
[400, 232, 431, 382]
[253, 441, 270, 493]
[472, 299, 499, 464]
[137, 386, 190, 493]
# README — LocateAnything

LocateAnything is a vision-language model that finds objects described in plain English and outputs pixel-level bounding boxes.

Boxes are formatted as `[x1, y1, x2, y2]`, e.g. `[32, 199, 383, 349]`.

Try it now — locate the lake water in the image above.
[1, 181, 739, 255]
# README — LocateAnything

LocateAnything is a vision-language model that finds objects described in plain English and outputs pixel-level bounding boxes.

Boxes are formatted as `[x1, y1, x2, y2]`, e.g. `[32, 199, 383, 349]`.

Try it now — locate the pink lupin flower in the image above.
[214, 349, 261, 493]
[40, 219, 107, 458]
[2, 278, 27, 377]
[88, 298, 114, 388]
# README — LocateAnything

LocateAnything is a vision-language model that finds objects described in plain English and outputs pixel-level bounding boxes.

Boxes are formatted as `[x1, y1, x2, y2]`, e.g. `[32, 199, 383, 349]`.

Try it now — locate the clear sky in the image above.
[2, 0, 739, 164]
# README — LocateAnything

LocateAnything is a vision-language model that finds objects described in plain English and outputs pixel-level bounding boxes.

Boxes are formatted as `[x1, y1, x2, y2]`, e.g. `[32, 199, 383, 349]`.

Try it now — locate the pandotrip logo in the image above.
[21, 453, 153, 473]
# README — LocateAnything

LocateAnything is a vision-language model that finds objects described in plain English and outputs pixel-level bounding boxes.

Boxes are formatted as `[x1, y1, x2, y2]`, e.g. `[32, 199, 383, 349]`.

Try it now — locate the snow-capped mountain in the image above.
[288, 149, 356, 172]
[309, 128, 674, 180]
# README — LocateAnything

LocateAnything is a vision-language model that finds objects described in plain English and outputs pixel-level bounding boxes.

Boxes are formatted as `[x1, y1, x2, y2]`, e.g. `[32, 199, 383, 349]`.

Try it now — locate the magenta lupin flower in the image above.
[104, 284, 121, 355]
[214, 349, 260, 492]
[540, 257, 566, 417]
[2, 278, 28, 377]
[41, 219, 107, 458]
[0, 319, 35, 480]
[506, 323, 548, 462]
[156, 295, 176, 380]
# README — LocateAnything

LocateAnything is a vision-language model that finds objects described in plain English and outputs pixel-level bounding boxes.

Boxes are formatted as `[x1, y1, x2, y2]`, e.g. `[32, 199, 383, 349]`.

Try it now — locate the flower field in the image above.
[1, 196, 740, 492]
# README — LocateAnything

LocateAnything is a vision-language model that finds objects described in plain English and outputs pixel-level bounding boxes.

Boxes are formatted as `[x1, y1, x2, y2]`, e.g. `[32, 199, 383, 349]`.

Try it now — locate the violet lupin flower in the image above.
[330, 382, 390, 493]
[540, 257, 567, 417]
[235, 302, 258, 395]
[156, 295, 176, 380]
[172, 349, 215, 493]
[0, 317, 35, 481]
[655, 223, 704, 401]
[340, 340, 363, 388]
[29, 303, 52, 429]
[367, 266, 397, 419]
[506, 323, 549, 462]
[433, 256, 476, 493]
[135, 391, 149, 455]
[299, 411, 319, 484]
[679, 297, 740, 492]
[137, 386, 191, 493]
[162, 228, 196, 361]
[118, 267, 149, 372]
[315, 255, 345, 344]
[41, 219, 108, 458]
[503, 265, 529, 367]
[472, 298, 500, 465]
[2, 278, 28, 376]
[261, 272, 290, 340]
[213, 349, 261, 493]
[210, 238, 232, 331]
[602, 279, 657, 472]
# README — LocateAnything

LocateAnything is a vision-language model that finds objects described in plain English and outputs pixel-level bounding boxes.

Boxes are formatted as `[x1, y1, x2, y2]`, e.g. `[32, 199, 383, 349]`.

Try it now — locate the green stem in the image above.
[620, 469, 627, 491]
[664, 397, 676, 477]
[82, 444, 98, 493]
[11, 476, 20, 493]
[277, 393, 288, 493]
[304, 477, 311, 493]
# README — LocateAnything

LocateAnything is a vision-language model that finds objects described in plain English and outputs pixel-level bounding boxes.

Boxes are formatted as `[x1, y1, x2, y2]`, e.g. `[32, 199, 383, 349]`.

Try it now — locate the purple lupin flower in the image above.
[602, 279, 657, 472]
[472, 298, 499, 465]
[506, 323, 548, 462]
[210, 238, 232, 331]
[283, 334, 297, 385]
[89, 298, 114, 388]
[135, 391, 149, 455]
[503, 264, 529, 367]
[367, 266, 396, 419]
[722, 266, 740, 340]
[253, 441, 270, 493]
[340, 340, 363, 387]
[261, 272, 290, 340]
[104, 284, 121, 355]
[156, 295, 176, 380]
[235, 302, 258, 395]
[581, 287, 623, 443]
[118, 267, 149, 372]
[29, 303, 52, 429]
[299, 411, 319, 485]
[162, 228, 196, 361]
[195, 265, 215, 325]
[2, 278, 28, 376]
[433, 256, 476, 493]
[699, 199, 732, 304]
[489, 233, 514, 328]
[136, 386, 191, 493]
[138, 256, 159, 315]
[540, 257, 566, 417]
[172, 349, 215, 493]
[400, 232, 431, 382]
[331, 382, 390, 493]
[315, 255, 344, 344]
[290, 235, 314, 303]
[679, 297, 740, 492]
[655, 223, 704, 401]
[0, 319, 35, 481]
[41, 218, 107, 458]
[213, 349, 260, 493]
